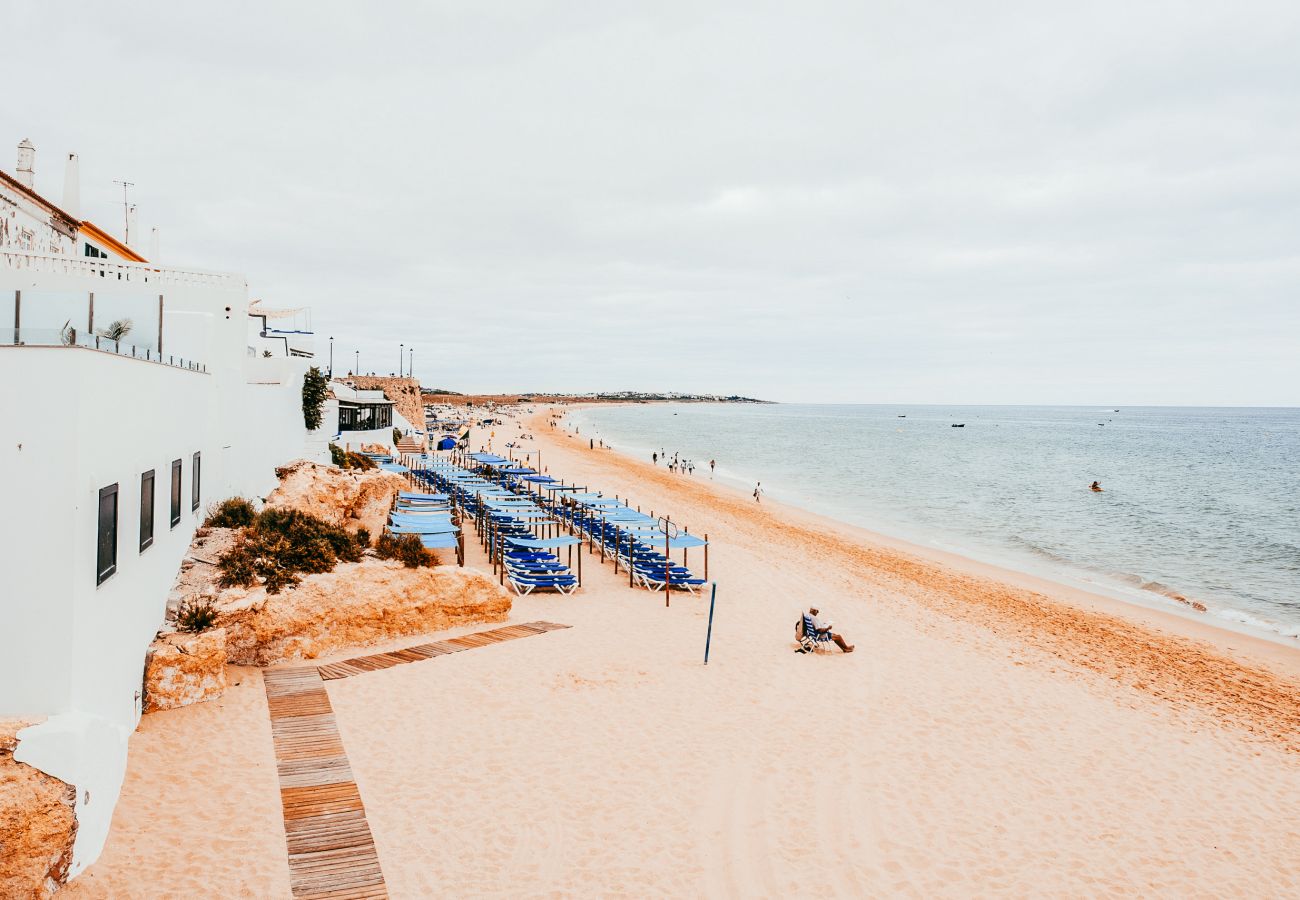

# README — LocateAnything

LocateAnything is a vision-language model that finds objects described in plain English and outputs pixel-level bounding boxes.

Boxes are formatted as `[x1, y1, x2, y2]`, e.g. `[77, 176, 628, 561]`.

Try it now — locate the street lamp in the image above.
[399, 343, 403, 377]
[328, 336, 333, 378]
[409, 347, 414, 379]
[354, 349, 359, 376]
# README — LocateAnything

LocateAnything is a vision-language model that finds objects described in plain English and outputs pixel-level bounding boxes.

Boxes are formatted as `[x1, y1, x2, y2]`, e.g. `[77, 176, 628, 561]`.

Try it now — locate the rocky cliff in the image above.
[216, 560, 511, 665]
[0, 719, 76, 899]
[264, 459, 408, 537]
[142, 629, 228, 713]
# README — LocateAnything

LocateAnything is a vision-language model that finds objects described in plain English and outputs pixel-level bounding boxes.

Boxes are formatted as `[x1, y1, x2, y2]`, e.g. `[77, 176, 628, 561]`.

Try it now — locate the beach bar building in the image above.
[0, 141, 336, 878]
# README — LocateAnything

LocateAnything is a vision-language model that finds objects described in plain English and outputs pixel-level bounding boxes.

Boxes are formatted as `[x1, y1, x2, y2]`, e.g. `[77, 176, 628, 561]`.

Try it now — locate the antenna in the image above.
[112, 180, 134, 243]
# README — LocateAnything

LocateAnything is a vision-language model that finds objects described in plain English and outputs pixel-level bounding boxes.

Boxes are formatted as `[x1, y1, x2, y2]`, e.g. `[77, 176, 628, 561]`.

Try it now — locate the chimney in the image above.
[126, 204, 137, 247]
[62, 153, 80, 217]
[16, 139, 35, 188]
[149, 226, 160, 261]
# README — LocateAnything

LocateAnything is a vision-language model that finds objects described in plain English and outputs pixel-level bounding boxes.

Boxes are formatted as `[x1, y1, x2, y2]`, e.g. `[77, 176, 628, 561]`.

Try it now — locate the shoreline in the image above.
[60, 403, 1300, 895]
[558, 401, 1300, 659]
[533, 405, 1300, 748]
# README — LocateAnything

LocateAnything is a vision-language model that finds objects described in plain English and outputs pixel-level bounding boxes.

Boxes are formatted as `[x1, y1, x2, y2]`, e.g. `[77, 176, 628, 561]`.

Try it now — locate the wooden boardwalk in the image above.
[316, 621, 571, 681]
[263, 621, 569, 897]
[264, 667, 388, 899]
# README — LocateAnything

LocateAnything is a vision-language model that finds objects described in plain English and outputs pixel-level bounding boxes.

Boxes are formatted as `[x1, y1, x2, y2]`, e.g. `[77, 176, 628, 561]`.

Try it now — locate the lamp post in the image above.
[399, 343, 403, 377]
[354, 349, 359, 376]
[409, 347, 414, 379]
[328, 336, 334, 378]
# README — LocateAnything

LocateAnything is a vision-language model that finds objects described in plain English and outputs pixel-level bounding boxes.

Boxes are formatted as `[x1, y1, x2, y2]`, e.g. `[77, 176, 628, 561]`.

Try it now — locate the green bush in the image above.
[216, 536, 259, 588]
[350, 452, 376, 470]
[375, 532, 431, 569]
[302, 366, 328, 430]
[175, 596, 219, 633]
[205, 497, 257, 528]
[393, 427, 403, 446]
[354, 527, 371, 548]
[328, 442, 377, 471]
[214, 507, 363, 594]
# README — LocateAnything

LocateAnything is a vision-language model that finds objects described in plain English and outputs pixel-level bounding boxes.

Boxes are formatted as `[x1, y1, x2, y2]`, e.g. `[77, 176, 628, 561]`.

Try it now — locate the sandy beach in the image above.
[64, 405, 1300, 897]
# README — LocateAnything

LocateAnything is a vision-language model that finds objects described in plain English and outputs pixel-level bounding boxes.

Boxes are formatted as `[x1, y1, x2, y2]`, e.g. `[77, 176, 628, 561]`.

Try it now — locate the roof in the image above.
[0, 168, 79, 237]
[0, 167, 149, 261]
[79, 220, 148, 262]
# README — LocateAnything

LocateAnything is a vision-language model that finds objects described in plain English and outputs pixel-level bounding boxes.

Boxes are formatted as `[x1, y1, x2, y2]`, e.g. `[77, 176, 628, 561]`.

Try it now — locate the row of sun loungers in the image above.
[408, 458, 580, 595]
[387, 489, 460, 550]
[397, 452, 708, 595]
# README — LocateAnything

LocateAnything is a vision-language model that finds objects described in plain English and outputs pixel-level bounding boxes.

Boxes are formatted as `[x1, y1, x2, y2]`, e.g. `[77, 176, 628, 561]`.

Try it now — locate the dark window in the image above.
[97, 484, 118, 585]
[140, 470, 155, 552]
[84, 243, 106, 258]
[170, 459, 182, 527]
[191, 452, 201, 511]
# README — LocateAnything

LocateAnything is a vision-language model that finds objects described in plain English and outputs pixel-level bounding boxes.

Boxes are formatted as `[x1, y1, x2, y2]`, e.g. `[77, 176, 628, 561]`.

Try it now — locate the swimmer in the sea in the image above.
[1090, 481, 1103, 492]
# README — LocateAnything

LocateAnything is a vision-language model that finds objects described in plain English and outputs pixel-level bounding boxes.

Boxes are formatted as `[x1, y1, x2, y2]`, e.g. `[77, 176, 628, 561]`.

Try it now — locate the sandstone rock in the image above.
[264, 459, 408, 537]
[0, 719, 77, 899]
[218, 560, 512, 666]
[142, 629, 228, 713]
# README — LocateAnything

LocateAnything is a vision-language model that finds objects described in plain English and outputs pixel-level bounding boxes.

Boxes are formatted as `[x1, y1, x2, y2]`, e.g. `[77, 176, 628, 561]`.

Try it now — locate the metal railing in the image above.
[1, 327, 207, 373]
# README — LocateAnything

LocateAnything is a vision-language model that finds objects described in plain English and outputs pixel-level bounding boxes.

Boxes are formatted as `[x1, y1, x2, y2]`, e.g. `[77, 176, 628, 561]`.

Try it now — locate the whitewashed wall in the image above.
[0, 254, 328, 877]
[0, 182, 75, 255]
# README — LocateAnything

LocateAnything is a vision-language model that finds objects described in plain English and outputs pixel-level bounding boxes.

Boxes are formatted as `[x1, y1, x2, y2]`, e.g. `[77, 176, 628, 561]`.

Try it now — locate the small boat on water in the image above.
[951, 423, 965, 428]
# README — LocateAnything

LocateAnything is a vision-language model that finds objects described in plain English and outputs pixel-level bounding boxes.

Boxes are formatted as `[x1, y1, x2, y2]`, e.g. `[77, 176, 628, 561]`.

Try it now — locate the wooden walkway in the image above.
[316, 621, 571, 681]
[263, 621, 570, 897]
[264, 667, 388, 900]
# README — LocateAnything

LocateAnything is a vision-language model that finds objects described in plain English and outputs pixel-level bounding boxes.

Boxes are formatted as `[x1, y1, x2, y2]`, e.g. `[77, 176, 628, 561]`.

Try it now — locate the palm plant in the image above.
[98, 318, 133, 342]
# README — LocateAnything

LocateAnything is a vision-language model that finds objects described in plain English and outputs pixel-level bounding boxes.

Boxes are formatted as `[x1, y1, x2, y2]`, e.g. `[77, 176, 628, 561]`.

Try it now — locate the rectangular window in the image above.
[97, 484, 118, 585]
[191, 452, 201, 511]
[170, 459, 182, 528]
[140, 470, 155, 552]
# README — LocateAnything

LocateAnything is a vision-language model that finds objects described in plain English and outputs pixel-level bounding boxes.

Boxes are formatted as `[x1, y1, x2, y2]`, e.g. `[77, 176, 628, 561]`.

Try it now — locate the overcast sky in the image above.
[6, 0, 1298, 404]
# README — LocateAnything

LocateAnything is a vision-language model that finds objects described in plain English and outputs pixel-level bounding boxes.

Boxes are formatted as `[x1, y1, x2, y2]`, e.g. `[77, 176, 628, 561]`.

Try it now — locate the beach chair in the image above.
[797, 613, 835, 653]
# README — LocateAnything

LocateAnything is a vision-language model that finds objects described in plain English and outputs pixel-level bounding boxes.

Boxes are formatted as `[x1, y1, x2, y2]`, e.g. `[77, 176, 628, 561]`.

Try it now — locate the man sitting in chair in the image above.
[804, 607, 855, 653]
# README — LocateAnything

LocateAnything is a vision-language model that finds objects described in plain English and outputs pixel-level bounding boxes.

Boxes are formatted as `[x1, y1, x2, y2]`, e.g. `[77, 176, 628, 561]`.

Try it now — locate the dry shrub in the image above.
[215, 507, 364, 594]
[374, 532, 432, 568]
[205, 496, 257, 528]
[175, 596, 219, 633]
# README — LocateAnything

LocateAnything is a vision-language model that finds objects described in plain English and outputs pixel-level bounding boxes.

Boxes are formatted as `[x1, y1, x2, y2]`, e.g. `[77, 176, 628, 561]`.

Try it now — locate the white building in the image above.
[2, 139, 156, 263]
[329, 381, 403, 450]
[0, 146, 332, 879]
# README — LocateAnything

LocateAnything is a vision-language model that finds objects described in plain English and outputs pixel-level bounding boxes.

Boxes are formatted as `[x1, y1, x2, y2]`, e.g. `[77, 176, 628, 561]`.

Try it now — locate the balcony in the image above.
[1, 327, 207, 373]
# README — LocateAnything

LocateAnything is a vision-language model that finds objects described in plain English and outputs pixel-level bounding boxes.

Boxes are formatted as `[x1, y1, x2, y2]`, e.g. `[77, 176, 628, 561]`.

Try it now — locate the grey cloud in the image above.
[5, 0, 1298, 402]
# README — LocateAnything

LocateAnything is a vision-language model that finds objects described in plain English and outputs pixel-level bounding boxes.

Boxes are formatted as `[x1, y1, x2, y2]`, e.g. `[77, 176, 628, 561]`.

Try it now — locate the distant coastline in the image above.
[422, 390, 772, 405]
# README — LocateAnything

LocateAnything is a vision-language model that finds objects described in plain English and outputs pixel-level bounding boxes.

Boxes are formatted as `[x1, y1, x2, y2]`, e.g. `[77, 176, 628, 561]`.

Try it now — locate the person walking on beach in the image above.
[807, 607, 855, 653]
[710, 459, 715, 478]
[753, 482, 763, 502]
[652, 452, 658, 465]
[688, 462, 695, 475]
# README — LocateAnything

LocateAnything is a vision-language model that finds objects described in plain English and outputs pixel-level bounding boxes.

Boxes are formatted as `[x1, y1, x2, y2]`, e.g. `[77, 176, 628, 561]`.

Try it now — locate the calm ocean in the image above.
[565, 403, 1300, 642]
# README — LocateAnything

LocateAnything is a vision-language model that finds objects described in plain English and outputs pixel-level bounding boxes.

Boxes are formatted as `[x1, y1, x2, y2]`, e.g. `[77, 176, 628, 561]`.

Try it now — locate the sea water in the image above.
[565, 403, 1300, 642]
